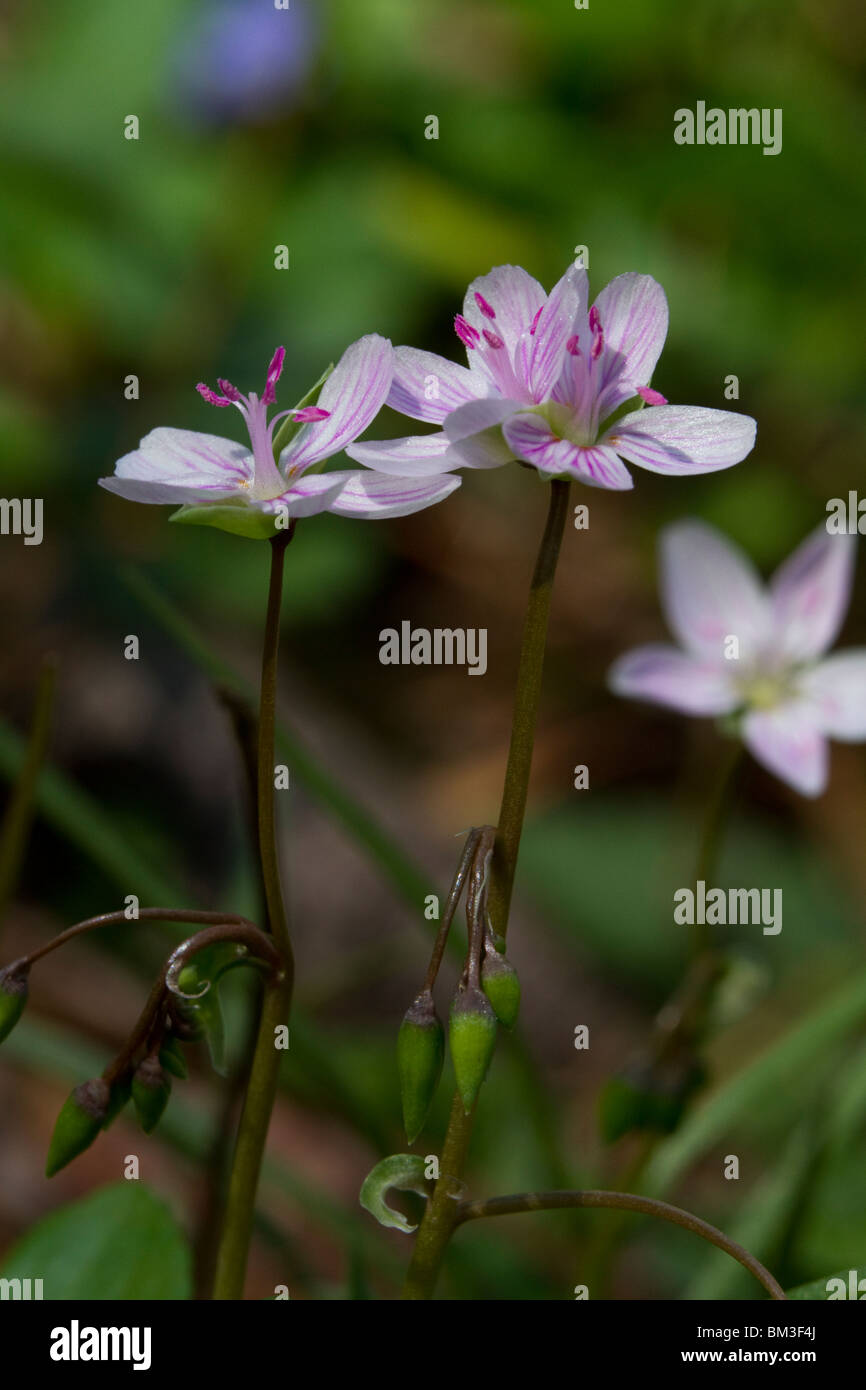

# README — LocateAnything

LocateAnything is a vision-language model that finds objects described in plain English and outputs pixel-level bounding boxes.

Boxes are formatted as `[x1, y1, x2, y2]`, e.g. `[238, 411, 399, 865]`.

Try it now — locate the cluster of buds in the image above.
[397, 827, 521, 1143]
[0, 908, 280, 1176]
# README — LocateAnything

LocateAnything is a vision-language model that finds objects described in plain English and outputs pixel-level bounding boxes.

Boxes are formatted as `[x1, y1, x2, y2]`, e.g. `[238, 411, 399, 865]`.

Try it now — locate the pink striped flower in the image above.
[99, 336, 460, 537]
[609, 521, 866, 796]
[348, 262, 756, 490]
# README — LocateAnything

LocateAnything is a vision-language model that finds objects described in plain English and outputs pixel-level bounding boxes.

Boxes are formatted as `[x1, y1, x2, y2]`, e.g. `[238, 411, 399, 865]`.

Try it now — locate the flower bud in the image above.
[131, 1055, 171, 1134]
[397, 990, 444, 1144]
[0, 962, 29, 1045]
[159, 1035, 188, 1080]
[102, 1074, 132, 1130]
[449, 984, 497, 1113]
[46, 1078, 110, 1177]
[480, 949, 520, 1029]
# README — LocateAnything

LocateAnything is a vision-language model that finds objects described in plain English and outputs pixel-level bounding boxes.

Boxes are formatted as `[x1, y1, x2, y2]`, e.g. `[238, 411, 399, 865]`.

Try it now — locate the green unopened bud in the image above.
[102, 1074, 132, 1130]
[159, 1035, 188, 1080]
[449, 984, 497, 1113]
[0, 962, 29, 1045]
[131, 1056, 171, 1134]
[46, 1078, 110, 1176]
[397, 990, 444, 1144]
[480, 950, 520, 1029]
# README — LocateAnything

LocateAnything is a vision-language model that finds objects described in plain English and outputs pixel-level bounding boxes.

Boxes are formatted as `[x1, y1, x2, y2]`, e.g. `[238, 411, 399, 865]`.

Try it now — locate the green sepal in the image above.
[480, 950, 520, 1029]
[397, 990, 444, 1144]
[449, 985, 498, 1113]
[193, 988, 228, 1077]
[159, 1035, 188, 1080]
[169, 503, 292, 542]
[359, 1154, 430, 1234]
[46, 1079, 110, 1177]
[0, 962, 29, 1045]
[131, 1057, 171, 1134]
[270, 362, 335, 462]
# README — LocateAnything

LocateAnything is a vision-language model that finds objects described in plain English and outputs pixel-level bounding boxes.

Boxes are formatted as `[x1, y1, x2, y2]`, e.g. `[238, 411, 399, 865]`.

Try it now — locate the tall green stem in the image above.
[403, 479, 571, 1300]
[212, 531, 296, 1299]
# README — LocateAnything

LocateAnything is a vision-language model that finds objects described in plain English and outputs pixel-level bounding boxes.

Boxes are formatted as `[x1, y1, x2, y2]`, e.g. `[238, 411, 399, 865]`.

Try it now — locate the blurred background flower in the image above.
[169, 0, 320, 127]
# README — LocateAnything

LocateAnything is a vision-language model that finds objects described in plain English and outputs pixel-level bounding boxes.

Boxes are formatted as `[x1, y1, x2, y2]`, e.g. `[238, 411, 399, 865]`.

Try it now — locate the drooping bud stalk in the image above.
[480, 946, 520, 1029]
[0, 961, 29, 1044]
[45, 1078, 111, 1176]
[132, 1054, 172, 1134]
[398, 989, 444, 1144]
[449, 983, 498, 1113]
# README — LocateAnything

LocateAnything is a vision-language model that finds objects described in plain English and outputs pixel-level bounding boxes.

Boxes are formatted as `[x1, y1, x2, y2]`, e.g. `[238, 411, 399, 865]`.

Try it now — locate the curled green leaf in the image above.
[359, 1154, 430, 1234]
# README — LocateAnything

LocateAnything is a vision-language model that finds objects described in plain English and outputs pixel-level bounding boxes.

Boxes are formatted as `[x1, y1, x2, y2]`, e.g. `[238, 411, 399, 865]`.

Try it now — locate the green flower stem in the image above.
[122, 565, 431, 912]
[403, 479, 571, 1301]
[212, 531, 296, 1300]
[692, 740, 743, 955]
[453, 1189, 787, 1300]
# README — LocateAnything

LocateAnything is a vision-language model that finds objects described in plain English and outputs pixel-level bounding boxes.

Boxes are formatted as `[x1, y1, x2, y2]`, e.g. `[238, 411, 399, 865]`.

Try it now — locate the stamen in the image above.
[588, 305, 604, 360]
[263, 346, 286, 406]
[529, 306, 544, 336]
[474, 292, 496, 320]
[290, 406, 331, 423]
[482, 329, 504, 350]
[566, 334, 581, 356]
[455, 315, 481, 349]
[196, 383, 233, 407]
[636, 385, 668, 406]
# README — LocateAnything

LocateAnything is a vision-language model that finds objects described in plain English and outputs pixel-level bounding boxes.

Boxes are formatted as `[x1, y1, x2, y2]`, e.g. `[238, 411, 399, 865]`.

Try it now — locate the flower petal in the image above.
[659, 520, 771, 662]
[99, 427, 250, 504]
[345, 432, 456, 475]
[592, 273, 669, 419]
[461, 265, 547, 351]
[269, 472, 352, 518]
[502, 414, 633, 488]
[327, 471, 462, 519]
[605, 405, 756, 475]
[799, 651, 866, 740]
[769, 526, 856, 662]
[282, 334, 393, 470]
[524, 262, 587, 403]
[608, 644, 739, 715]
[443, 397, 523, 443]
[387, 347, 485, 424]
[742, 704, 828, 797]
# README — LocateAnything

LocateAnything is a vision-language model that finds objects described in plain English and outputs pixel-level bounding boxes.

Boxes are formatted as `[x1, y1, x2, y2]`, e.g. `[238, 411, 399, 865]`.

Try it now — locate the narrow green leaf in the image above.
[787, 1267, 866, 1301]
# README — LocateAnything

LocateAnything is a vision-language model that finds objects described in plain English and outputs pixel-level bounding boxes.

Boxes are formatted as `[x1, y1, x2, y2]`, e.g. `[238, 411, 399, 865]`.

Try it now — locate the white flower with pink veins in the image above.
[609, 520, 866, 796]
[100, 336, 460, 531]
[348, 261, 756, 491]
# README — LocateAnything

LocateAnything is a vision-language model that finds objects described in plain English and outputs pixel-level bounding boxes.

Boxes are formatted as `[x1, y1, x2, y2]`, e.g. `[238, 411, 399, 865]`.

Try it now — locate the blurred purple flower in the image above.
[171, 0, 319, 125]
[99, 337, 461, 530]
[349, 261, 756, 491]
[609, 520, 866, 797]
